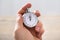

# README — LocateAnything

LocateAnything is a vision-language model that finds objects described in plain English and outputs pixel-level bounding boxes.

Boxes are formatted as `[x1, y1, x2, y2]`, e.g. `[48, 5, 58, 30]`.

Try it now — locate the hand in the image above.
[14, 3, 44, 40]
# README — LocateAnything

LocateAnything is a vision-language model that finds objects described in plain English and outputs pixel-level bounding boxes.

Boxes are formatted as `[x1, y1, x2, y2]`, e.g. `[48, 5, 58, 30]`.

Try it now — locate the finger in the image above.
[35, 22, 44, 39]
[17, 15, 23, 24]
[16, 15, 23, 28]
[35, 21, 42, 32]
[18, 3, 32, 15]
[33, 10, 40, 17]
[14, 15, 23, 32]
[35, 21, 44, 38]
[37, 28, 44, 38]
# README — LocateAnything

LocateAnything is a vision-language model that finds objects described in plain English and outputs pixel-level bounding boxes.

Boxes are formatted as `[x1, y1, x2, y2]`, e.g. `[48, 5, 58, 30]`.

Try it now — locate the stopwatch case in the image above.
[23, 12, 38, 28]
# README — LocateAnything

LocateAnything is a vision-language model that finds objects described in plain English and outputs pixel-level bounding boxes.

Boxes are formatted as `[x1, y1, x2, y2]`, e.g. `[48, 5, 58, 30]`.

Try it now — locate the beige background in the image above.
[0, 16, 60, 40]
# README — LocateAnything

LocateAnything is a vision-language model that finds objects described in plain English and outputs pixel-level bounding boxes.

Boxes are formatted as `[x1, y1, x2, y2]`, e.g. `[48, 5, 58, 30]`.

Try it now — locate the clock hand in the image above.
[29, 15, 31, 21]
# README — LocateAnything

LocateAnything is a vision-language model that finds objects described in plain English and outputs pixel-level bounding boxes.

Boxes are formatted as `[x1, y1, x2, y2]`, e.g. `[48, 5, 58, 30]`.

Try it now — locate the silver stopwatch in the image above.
[23, 9, 38, 28]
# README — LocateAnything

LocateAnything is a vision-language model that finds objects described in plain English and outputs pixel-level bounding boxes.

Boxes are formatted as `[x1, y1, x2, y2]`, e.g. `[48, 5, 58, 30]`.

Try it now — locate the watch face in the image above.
[23, 12, 38, 28]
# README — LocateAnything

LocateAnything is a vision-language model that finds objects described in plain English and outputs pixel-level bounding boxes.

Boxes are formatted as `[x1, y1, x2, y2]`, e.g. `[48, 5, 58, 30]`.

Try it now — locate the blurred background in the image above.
[0, 0, 60, 40]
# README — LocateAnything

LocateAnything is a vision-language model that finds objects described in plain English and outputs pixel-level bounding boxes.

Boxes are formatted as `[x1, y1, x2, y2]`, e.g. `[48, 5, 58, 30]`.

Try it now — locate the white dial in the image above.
[23, 12, 38, 28]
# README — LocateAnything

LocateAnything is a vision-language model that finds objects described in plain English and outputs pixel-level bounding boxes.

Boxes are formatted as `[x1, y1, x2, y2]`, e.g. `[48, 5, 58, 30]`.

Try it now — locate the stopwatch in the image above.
[22, 9, 38, 28]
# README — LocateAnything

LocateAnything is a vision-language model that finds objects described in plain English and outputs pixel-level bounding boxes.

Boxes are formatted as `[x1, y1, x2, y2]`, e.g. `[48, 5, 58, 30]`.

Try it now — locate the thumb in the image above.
[16, 14, 23, 29]
[17, 14, 23, 25]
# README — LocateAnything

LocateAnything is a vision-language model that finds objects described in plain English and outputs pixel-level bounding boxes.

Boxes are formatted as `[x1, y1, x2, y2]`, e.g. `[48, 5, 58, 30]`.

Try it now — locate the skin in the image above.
[14, 3, 44, 40]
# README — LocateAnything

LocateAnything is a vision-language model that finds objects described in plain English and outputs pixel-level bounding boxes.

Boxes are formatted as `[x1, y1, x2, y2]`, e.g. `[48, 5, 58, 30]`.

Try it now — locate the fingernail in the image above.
[35, 26, 40, 32]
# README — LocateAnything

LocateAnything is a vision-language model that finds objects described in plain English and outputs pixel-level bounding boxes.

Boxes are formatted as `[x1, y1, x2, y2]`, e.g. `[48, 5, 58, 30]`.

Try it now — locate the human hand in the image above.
[14, 3, 44, 40]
